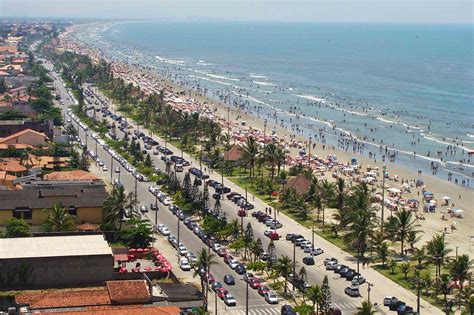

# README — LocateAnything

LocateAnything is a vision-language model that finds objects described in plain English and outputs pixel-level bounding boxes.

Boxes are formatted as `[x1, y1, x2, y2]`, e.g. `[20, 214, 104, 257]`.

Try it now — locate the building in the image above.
[0, 235, 114, 289]
[44, 170, 100, 181]
[283, 174, 311, 196]
[0, 119, 54, 139]
[223, 144, 244, 163]
[0, 128, 48, 147]
[0, 178, 108, 226]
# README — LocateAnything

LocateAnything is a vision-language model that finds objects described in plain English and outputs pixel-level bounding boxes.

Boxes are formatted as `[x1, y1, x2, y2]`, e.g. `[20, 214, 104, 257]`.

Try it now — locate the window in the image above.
[13, 208, 32, 220]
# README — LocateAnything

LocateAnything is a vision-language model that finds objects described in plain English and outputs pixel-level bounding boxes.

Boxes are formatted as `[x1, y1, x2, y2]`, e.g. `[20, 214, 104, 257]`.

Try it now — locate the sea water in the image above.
[73, 21, 474, 184]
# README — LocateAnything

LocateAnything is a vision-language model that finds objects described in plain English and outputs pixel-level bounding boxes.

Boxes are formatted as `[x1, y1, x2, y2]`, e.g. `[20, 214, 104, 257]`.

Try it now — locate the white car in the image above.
[179, 258, 191, 271]
[224, 294, 236, 306]
[264, 292, 279, 304]
[102, 166, 108, 171]
[228, 259, 239, 269]
[212, 243, 222, 253]
[162, 197, 172, 206]
[178, 245, 188, 256]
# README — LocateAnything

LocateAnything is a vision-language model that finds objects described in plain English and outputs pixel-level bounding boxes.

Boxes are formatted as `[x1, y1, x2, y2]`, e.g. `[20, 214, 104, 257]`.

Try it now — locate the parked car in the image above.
[324, 257, 338, 266]
[264, 230, 280, 240]
[384, 296, 398, 307]
[258, 285, 270, 296]
[344, 285, 360, 297]
[224, 294, 236, 306]
[235, 264, 246, 275]
[281, 305, 297, 315]
[224, 275, 235, 285]
[326, 261, 338, 270]
[179, 258, 191, 271]
[303, 256, 315, 265]
[264, 292, 279, 304]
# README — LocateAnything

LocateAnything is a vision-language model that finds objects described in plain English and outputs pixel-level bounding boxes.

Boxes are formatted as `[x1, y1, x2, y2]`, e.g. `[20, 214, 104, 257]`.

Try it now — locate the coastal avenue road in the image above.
[43, 58, 443, 315]
[43, 60, 281, 315]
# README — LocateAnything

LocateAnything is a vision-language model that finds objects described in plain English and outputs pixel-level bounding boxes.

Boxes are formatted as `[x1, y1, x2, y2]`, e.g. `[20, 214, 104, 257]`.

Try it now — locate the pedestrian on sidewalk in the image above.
[269, 208, 272, 215]
[265, 207, 268, 214]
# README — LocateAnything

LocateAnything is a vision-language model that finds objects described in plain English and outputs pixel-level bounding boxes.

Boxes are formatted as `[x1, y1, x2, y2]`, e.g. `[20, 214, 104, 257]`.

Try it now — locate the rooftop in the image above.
[106, 280, 151, 304]
[39, 305, 181, 315]
[16, 289, 111, 309]
[45, 170, 100, 181]
[0, 235, 113, 260]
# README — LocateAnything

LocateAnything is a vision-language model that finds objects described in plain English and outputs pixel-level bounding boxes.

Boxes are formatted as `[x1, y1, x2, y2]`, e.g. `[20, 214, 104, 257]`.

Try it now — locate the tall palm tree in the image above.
[275, 145, 286, 175]
[449, 254, 473, 289]
[41, 203, 76, 232]
[275, 255, 292, 294]
[356, 301, 377, 315]
[435, 274, 452, 312]
[412, 247, 427, 267]
[376, 241, 391, 267]
[193, 248, 217, 310]
[242, 136, 259, 178]
[427, 234, 452, 276]
[263, 143, 279, 183]
[391, 209, 420, 255]
[103, 185, 137, 230]
[307, 285, 322, 314]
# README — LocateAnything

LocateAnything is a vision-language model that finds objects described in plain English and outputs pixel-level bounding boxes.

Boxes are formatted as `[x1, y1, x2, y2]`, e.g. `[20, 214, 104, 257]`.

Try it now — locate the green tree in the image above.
[321, 275, 332, 315]
[390, 209, 420, 255]
[275, 255, 292, 294]
[102, 185, 137, 230]
[192, 248, 217, 310]
[119, 218, 154, 248]
[399, 262, 411, 280]
[356, 301, 377, 315]
[435, 274, 452, 313]
[307, 285, 322, 315]
[41, 203, 76, 232]
[387, 258, 397, 274]
[376, 241, 391, 267]
[5, 217, 30, 237]
[242, 136, 259, 178]
[144, 153, 152, 168]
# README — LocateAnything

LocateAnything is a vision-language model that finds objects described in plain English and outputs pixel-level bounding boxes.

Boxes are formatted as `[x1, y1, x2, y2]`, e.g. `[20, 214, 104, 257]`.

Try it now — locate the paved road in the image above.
[44, 58, 442, 315]
[43, 60, 280, 313]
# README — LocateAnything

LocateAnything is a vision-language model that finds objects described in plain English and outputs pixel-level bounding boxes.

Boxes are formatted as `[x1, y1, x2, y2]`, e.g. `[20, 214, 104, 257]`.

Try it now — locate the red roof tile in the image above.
[106, 280, 151, 304]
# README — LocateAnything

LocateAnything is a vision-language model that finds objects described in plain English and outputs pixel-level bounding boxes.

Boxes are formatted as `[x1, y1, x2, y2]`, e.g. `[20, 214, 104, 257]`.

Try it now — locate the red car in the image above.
[265, 230, 280, 240]
[223, 255, 233, 264]
[204, 272, 215, 284]
[238, 209, 247, 217]
[216, 287, 229, 299]
[249, 278, 263, 289]
[258, 285, 270, 296]
[217, 248, 227, 257]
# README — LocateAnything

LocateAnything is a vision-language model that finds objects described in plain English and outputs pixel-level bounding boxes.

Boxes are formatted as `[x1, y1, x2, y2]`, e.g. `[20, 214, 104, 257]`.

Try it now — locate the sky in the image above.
[0, 0, 472, 24]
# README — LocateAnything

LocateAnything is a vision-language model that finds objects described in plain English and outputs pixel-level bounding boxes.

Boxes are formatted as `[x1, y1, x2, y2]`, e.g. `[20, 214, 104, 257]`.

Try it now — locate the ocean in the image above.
[73, 21, 474, 184]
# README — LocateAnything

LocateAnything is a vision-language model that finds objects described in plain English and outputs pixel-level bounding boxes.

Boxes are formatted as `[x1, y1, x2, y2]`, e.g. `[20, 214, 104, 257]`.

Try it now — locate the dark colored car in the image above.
[291, 234, 304, 243]
[334, 264, 348, 274]
[390, 300, 405, 311]
[281, 305, 297, 315]
[303, 256, 315, 265]
[286, 233, 296, 241]
[252, 210, 264, 218]
[235, 264, 246, 275]
[344, 270, 357, 280]
[339, 267, 352, 277]
[224, 275, 235, 285]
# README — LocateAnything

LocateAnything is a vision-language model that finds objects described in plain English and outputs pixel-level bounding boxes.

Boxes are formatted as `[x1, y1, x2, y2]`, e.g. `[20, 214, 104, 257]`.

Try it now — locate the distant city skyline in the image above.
[1, 0, 472, 24]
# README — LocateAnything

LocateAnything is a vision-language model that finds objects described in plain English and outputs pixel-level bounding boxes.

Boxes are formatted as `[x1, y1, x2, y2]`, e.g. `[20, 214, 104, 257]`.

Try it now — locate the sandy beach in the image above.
[59, 26, 473, 257]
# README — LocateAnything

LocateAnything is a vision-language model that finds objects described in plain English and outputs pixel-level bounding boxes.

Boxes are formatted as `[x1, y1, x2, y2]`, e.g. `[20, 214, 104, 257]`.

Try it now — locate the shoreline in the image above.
[59, 26, 473, 256]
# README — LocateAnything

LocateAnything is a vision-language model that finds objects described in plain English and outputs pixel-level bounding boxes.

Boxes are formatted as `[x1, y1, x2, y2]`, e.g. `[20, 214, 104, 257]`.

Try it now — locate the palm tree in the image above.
[242, 136, 259, 178]
[335, 178, 346, 212]
[356, 301, 377, 315]
[427, 234, 452, 277]
[275, 255, 292, 294]
[435, 274, 452, 312]
[263, 143, 279, 183]
[412, 247, 427, 267]
[307, 285, 322, 314]
[343, 183, 377, 257]
[102, 185, 137, 230]
[41, 203, 76, 232]
[376, 241, 391, 267]
[391, 209, 420, 255]
[192, 248, 217, 310]
[449, 254, 472, 290]
[400, 262, 411, 280]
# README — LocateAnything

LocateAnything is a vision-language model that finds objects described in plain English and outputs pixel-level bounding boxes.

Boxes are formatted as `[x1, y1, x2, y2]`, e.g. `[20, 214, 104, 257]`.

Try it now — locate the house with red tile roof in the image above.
[0, 128, 48, 146]
[284, 174, 311, 196]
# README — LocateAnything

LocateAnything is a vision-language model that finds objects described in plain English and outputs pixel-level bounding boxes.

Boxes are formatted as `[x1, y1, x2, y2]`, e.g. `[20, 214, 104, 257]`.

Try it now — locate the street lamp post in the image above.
[311, 226, 315, 258]
[134, 177, 138, 203]
[177, 217, 181, 264]
[367, 282, 374, 304]
[292, 240, 296, 291]
[381, 165, 387, 232]
[155, 196, 158, 227]
[110, 155, 113, 181]
[215, 290, 218, 315]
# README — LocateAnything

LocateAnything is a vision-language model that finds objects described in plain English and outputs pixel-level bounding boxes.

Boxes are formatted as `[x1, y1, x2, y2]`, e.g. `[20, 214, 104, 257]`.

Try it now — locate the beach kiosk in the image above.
[452, 208, 464, 218]
[442, 196, 451, 206]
